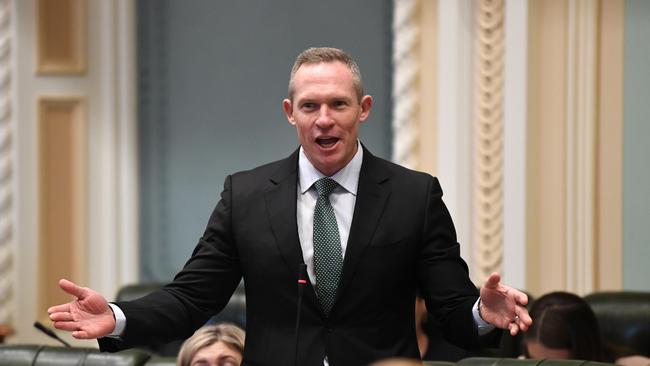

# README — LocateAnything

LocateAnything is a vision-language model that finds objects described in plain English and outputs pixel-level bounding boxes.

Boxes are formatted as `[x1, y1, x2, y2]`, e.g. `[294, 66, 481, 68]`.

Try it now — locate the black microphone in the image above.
[294, 263, 308, 366]
[34, 321, 72, 347]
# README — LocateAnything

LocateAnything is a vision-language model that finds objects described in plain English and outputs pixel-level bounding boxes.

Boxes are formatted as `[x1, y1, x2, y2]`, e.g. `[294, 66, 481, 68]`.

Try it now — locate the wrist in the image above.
[478, 298, 487, 322]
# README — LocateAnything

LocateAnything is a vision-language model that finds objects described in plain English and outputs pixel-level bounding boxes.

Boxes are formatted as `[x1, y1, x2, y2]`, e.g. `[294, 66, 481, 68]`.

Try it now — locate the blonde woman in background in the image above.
[177, 323, 245, 366]
[371, 358, 423, 366]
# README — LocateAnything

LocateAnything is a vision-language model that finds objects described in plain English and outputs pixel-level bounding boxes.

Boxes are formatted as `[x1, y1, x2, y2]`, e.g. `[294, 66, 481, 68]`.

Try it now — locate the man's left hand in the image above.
[479, 272, 533, 336]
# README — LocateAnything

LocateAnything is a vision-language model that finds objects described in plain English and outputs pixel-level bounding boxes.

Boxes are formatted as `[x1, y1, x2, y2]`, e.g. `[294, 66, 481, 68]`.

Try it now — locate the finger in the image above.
[508, 322, 520, 336]
[48, 303, 70, 314]
[484, 272, 501, 290]
[517, 319, 529, 332]
[515, 306, 533, 327]
[53, 321, 80, 332]
[516, 316, 529, 332]
[512, 289, 529, 305]
[72, 330, 93, 339]
[49, 312, 74, 322]
[59, 279, 87, 299]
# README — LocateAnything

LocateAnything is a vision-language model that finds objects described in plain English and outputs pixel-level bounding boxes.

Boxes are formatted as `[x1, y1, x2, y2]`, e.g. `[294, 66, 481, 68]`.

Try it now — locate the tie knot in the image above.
[314, 177, 339, 197]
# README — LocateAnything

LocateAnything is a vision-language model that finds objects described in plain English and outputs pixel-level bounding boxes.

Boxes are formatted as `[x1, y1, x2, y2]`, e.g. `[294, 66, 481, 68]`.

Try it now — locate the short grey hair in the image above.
[288, 47, 364, 101]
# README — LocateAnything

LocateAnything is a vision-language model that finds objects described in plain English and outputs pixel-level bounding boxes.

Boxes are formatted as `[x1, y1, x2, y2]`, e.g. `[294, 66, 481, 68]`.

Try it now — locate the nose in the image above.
[315, 105, 334, 128]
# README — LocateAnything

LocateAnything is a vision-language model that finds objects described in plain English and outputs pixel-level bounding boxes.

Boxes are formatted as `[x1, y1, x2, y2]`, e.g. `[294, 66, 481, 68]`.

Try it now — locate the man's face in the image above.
[283, 61, 372, 176]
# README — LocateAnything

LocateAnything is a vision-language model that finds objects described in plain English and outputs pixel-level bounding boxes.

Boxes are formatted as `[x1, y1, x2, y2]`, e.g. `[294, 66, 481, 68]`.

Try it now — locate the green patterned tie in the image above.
[313, 177, 343, 316]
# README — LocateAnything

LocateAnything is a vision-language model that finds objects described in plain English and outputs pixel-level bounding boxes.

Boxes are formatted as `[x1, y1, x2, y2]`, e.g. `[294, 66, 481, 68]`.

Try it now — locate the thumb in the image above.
[484, 272, 501, 290]
[59, 279, 87, 299]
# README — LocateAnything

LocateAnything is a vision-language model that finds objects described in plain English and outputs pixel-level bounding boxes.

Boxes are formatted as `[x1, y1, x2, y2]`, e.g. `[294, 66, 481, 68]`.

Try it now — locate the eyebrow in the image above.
[218, 355, 238, 360]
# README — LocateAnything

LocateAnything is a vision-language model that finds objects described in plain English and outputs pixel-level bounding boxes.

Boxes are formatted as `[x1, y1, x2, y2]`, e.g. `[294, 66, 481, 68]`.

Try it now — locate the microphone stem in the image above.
[34, 321, 72, 347]
[294, 264, 307, 366]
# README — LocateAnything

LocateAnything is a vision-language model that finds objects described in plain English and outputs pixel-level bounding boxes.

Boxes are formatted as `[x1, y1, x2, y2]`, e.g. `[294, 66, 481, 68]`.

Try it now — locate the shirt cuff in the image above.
[107, 303, 126, 338]
[472, 298, 495, 335]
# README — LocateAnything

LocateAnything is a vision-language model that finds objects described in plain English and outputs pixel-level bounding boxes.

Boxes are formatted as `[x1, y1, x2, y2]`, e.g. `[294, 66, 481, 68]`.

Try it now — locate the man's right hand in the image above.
[47, 279, 116, 339]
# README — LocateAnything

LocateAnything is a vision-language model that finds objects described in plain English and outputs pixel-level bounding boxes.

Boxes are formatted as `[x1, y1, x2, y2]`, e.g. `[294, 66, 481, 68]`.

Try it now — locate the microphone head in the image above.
[34, 321, 56, 337]
[34, 321, 72, 347]
[298, 263, 308, 282]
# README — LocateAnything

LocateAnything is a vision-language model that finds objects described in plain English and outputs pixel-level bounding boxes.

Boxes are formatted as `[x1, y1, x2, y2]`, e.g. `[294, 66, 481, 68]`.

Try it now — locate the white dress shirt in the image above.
[296, 144, 362, 285]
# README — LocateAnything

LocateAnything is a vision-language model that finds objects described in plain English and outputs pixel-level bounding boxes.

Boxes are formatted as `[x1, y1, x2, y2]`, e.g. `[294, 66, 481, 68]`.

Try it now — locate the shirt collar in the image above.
[298, 141, 363, 195]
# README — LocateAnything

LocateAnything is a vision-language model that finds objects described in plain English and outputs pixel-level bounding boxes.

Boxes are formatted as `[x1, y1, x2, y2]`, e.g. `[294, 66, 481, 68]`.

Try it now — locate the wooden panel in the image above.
[38, 97, 86, 319]
[37, 0, 87, 74]
[526, 0, 568, 296]
[596, 0, 623, 290]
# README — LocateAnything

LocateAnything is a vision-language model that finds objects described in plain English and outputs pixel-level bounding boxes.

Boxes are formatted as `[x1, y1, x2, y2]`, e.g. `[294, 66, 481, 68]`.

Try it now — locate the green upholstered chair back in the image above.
[457, 357, 614, 366]
[0, 345, 151, 366]
[584, 291, 650, 357]
[0, 344, 40, 366]
[116, 283, 166, 302]
[143, 357, 176, 366]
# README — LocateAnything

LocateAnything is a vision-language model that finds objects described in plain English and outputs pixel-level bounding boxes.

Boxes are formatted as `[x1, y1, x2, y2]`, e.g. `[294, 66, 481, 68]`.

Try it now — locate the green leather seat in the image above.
[0, 344, 40, 366]
[584, 291, 650, 357]
[144, 356, 176, 366]
[423, 362, 456, 366]
[80, 349, 151, 366]
[0, 345, 151, 366]
[457, 358, 614, 366]
[458, 357, 543, 366]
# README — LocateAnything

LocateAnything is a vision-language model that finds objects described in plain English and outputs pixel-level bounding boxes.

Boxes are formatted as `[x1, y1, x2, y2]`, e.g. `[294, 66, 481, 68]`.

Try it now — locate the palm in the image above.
[478, 272, 532, 335]
[69, 292, 113, 336]
[480, 284, 517, 328]
[48, 279, 116, 339]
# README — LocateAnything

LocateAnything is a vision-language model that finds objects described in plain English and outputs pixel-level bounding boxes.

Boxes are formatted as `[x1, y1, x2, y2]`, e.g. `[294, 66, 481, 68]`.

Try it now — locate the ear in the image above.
[282, 99, 295, 125]
[358, 95, 373, 122]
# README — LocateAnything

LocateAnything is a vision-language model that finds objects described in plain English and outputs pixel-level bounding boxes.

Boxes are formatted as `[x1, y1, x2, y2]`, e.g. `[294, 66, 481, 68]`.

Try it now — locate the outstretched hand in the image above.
[47, 279, 116, 339]
[479, 272, 532, 336]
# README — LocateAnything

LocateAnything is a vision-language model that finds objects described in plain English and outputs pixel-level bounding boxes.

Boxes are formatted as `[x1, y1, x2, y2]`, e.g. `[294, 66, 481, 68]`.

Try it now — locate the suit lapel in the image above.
[335, 148, 390, 305]
[263, 149, 320, 306]
[264, 150, 302, 271]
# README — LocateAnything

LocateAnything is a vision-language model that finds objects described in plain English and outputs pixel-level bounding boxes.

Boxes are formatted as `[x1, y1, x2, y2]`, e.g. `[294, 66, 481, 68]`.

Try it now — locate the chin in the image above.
[315, 159, 344, 175]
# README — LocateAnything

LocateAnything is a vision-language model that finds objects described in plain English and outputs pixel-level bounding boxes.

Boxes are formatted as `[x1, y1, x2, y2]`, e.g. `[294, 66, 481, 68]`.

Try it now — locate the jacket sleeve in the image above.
[417, 176, 482, 349]
[99, 175, 242, 351]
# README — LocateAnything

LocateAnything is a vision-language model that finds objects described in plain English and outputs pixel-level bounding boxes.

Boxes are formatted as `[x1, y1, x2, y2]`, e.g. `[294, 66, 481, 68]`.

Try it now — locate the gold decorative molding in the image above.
[392, 0, 420, 169]
[36, 0, 87, 74]
[0, 0, 13, 327]
[38, 97, 86, 319]
[392, 0, 438, 175]
[473, 0, 505, 280]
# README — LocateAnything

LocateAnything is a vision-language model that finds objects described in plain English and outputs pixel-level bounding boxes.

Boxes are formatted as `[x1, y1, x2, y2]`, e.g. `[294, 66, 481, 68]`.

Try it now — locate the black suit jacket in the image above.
[100, 146, 481, 365]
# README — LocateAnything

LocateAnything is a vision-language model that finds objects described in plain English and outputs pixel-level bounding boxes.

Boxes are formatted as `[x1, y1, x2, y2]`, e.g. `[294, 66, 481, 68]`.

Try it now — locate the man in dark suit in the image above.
[49, 47, 531, 366]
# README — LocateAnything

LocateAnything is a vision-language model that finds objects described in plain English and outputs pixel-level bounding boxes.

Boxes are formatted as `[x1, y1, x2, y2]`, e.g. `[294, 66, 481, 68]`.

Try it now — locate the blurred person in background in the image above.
[523, 292, 649, 366]
[177, 323, 245, 366]
[370, 358, 423, 366]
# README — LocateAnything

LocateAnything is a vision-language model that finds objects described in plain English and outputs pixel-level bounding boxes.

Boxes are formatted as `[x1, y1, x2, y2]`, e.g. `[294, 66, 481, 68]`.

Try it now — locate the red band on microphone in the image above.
[298, 279, 307, 284]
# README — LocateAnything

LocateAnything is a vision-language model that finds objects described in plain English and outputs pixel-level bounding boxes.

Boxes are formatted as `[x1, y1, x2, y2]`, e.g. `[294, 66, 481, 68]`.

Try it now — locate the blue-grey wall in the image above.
[137, 0, 393, 281]
[623, 0, 650, 291]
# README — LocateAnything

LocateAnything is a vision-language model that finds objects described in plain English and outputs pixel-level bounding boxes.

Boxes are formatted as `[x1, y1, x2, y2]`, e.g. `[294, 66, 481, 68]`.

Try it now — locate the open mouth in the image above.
[316, 137, 340, 149]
